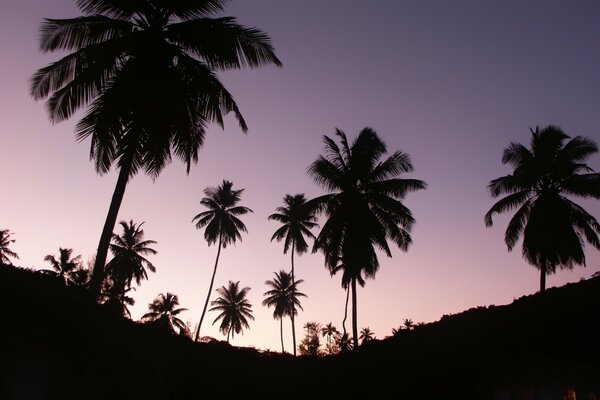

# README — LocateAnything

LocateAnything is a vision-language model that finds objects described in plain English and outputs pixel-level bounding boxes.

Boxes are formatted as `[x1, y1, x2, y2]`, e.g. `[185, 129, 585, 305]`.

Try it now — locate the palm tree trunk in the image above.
[89, 156, 133, 299]
[351, 277, 359, 349]
[227, 325, 231, 343]
[194, 232, 223, 342]
[290, 242, 297, 356]
[539, 263, 547, 292]
[280, 318, 285, 353]
[342, 286, 349, 337]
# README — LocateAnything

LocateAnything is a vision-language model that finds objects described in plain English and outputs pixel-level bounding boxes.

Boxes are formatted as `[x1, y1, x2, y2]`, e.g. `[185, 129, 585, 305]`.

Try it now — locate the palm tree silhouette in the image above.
[105, 220, 157, 303]
[403, 318, 415, 331]
[262, 270, 306, 353]
[42, 247, 82, 284]
[210, 281, 254, 343]
[192, 180, 252, 341]
[269, 194, 317, 356]
[321, 322, 339, 349]
[30, 1, 282, 298]
[142, 292, 187, 334]
[307, 127, 426, 349]
[0, 229, 19, 265]
[359, 327, 375, 345]
[485, 126, 600, 291]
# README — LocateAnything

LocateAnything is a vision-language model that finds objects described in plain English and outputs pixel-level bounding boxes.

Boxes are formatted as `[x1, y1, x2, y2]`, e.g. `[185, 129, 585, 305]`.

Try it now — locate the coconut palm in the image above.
[209, 281, 254, 343]
[0, 229, 19, 265]
[269, 193, 317, 356]
[142, 292, 187, 334]
[359, 327, 375, 344]
[403, 318, 415, 331]
[262, 270, 306, 353]
[30, 0, 282, 297]
[105, 220, 157, 302]
[192, 180, 252, 341]
[42, 247, 83, 283]
[485, 126, 600, 291]
[307, 127, 426, 349]
[321, 322, 338, 348]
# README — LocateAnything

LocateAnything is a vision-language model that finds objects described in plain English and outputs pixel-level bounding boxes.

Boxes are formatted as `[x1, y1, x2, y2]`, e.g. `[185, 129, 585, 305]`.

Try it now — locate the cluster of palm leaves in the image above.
[142, 292, 187, 334]
[0, 230, 19, 265]
[42, 247, 89, 286]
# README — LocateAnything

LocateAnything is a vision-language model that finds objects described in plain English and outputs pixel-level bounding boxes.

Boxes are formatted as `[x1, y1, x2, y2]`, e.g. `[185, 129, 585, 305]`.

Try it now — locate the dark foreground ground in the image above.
[1, 264, 598, 400]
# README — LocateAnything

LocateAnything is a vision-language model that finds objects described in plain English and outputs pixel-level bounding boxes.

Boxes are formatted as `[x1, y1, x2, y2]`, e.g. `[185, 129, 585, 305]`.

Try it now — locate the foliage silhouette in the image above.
[307, 127, 426, 349]
[485, 126, 600, 291]
[142, 292, 187, 334]
[298, 322, 321, 356]
[262, 270, 306, 353]
[0, 229, 19, 265]
[359, 327, 375, 345]
[209, 280, 254, 343]
[42, 247, 82, 284]
[193, 180, 252, 341]
[30, 0, 282, 298]
[269, 193, 317, 356]
[321, 322, 339, 354]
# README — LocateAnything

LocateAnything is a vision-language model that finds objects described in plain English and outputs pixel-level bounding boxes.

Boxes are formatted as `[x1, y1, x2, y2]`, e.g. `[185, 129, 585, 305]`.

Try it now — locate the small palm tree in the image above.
[485, 126, 600, 291]
[210, 281, 254, 343]
[269, 194, 317, 355]
[262, 270, 306, 353]
[359, 327, 375, 345]
[0, 229, 19, 265]
[336, 333, 353, 352]
[142, 292, 187, 334]
[308, 127, 426, 349]
[321, 322, 339, 349]
[42, 248, 82, 283]
[193, 180, 252, 341]
[105, 220, 157, 302]
[403, 318, 415, 331]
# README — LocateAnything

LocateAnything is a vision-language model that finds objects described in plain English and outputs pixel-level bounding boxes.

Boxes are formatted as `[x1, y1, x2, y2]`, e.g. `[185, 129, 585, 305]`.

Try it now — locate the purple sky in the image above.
[1, 0, 599, 351]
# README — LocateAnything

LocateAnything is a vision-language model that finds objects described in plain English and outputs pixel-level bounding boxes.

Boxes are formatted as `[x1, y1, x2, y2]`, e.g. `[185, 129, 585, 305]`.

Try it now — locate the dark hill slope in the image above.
[1, 264, 599, 399]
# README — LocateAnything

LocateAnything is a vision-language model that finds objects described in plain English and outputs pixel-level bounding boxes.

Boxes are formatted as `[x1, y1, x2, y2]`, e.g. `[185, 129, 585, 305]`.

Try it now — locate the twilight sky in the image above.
[1, 0, 599, 351]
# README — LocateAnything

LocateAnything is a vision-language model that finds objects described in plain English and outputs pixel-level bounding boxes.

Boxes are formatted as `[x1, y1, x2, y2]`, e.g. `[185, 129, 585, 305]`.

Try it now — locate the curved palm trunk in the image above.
[194, 233, 223, 342]
[342, 286, 349, 337]
[90, 156, 133, 299]
[351, 277, 359, 349]
[280, 318, 285, 353]
[290, 241, 297, 356]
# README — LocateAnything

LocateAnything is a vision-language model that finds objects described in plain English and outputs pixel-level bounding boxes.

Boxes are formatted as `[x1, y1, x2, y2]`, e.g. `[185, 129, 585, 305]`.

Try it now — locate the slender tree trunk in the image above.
[351, 277, 359, 350]
[280, 318, 285, 353]
[290, 242, 297, 356]
[342, 286, 349, 337]
[539, 263, 547, 292]
[194, 233, 223, 342]
[89, 156, 133, 299]
[227, 325, 231, 343]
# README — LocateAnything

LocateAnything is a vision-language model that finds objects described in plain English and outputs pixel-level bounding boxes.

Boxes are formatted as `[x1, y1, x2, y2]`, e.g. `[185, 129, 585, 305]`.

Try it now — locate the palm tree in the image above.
[403, 318, 414, 331]
[142, 292, 187, 334]
[269, 194, 317, 355]
[359, 327, 375, 345]
[262, 270, 306, 353]
[42, 247, 82, 283]
[105, 220, 157, 303]
[307, 127, 426, 349]
[209, 281, 254, 343]
[321, 322, 338, 349]
[0, 229, 19, 265]
[485, 126, 600, 291]
[192, 180, 252, 341]
[30, 0, 282, 298]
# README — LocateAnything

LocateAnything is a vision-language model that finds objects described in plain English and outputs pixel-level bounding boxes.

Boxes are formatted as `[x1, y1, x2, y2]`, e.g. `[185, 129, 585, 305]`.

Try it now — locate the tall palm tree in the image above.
[42, 247, 82, 283]
[307, 127, 426, 349]
[210, 281, 254, 343]
[321, 322, 338, 349]
[30, 0, 282, 298]
[0, 229, 19, 265]
[142, 292, 187, 334]
[105, 220, 157, 302]
[269, 193, 317, 355]
[359, 327, 375, 345]
[485, 126, 600, 291]
[262, 270, 306, 353]
[193, 180, 252, 341]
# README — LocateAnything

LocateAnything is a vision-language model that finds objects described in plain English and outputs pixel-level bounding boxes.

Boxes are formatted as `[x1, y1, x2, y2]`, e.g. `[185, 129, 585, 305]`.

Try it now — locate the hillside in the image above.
[1, 264, 599, 399]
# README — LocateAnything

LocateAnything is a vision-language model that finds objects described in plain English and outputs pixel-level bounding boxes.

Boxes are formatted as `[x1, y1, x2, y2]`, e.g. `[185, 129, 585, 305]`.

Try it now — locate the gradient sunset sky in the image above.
[1, 0, 599, 351]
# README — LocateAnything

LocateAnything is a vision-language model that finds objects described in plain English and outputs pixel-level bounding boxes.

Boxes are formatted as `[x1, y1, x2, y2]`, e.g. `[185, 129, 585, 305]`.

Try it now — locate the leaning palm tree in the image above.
[193, 180, 252, 341]
[359, 327, 375, 345]
[210, 281, 254, 343]
[30, 0, 282, 298]
[262, 270, 306, 353]
[42, 247, 82, 283]
[308, 127, 426, 349]
[142, 292, 187, 334]
[105, 220, 157, 302]
[485, 126, 600, 291]
[0, 229, 19, 265]
[269, 194, 317, 355]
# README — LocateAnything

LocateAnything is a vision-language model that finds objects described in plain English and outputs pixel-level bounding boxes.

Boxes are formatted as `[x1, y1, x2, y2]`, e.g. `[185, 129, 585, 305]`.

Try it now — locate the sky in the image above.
[1, 0, 599, 352]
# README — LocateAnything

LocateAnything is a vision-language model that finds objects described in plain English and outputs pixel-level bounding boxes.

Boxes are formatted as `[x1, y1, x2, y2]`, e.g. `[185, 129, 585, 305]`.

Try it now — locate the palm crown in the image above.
[485, 126, 600, 290]
[269, 194, 317, 255]
[262, 270, 306, 319]
[142, 292, 187, 334]
[210, 280, 254, 342]
[42, 247, 82, 281]
[0, 230, 19, 265]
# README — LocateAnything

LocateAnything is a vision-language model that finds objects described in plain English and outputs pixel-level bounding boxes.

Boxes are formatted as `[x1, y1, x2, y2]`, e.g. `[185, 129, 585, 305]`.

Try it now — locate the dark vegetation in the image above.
[2, 263, 598, 399]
